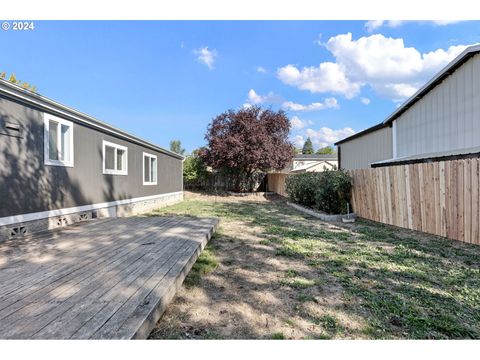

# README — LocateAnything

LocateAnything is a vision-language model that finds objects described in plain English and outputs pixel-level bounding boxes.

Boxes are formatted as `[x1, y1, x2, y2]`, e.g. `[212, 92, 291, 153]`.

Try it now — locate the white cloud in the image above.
[282, 97, 339, 112]
[277, 62, 361, 99]
[365, 20, 464, 32]
[246, 89, 280, 105]
[290, 116, 313, 130]
[293, 135, 306, 147]
[278, 32, 471, 101]
[372, 83, 419, 100]
[305, 127, 356, 148]
[194, 47, 218, 69]
[360, 97, 371, 105]
[365, 20, 403, 32]
[313, 33, 323, 46]
[292, 126, 355, 148]
[256, 66, 267, 73]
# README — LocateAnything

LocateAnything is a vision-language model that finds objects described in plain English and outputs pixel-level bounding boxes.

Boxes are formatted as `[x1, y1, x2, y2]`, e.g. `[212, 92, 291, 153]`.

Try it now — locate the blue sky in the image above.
[1, 20, 480, 152]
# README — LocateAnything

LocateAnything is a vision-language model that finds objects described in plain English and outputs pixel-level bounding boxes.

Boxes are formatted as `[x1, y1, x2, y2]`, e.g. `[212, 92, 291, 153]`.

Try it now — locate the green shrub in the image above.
[285, 170, 352, 214]
[183, 151, 209, 189]
[314, 169, 352, 214]
[285, 172, 322, 206]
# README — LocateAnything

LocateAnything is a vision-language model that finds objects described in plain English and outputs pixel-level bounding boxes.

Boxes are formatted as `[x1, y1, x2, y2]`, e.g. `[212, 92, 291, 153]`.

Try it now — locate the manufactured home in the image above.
[0, 78, 184, 241]
[336, 44, 480, 170]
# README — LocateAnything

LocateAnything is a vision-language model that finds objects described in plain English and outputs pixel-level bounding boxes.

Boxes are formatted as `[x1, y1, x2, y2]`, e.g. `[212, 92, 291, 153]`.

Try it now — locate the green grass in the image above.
[279, 277, 316, 289]
[151, 195, 480, 339]
[296, 293, 318, 303]
[184, 246, 219, 287]
[315, 315, 340, 333]
[270, 332, 286, 339]
[285, 269, 300, 277]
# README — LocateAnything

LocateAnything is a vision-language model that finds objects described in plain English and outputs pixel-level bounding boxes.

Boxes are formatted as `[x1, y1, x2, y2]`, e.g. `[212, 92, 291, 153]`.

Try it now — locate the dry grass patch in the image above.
[148, 191, 480, 340]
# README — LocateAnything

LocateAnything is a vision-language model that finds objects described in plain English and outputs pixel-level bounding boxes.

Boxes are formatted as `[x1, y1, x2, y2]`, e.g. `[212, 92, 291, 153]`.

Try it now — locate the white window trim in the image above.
[102, 140, 128, 175]
[43, 113, 74, 167]
[143, 152, 158, 185]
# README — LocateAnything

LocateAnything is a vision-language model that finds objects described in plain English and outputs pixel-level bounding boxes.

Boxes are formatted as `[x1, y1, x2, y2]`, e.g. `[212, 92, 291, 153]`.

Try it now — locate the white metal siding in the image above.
[396, 53, 480, 158]
[339, 126, 393, 170]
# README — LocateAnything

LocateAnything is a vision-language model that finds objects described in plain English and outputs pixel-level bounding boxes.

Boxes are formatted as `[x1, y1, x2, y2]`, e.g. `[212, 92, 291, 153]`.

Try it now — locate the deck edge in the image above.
[132, 217, 220, 339]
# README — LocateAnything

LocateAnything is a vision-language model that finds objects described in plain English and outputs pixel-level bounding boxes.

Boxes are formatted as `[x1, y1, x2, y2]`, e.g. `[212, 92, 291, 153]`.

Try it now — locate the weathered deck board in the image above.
[0, 215, 219, 339]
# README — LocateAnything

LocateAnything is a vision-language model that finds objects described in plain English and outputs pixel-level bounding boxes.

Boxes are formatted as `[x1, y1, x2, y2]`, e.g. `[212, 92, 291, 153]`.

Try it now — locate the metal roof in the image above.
[294, 153, 337, 160]
[370, 145, 480, 167]
[335, 44, 480, 146]
[0, 78, 184, 160]
[334, 122, 388, 145]
[382, 44, 480, 125]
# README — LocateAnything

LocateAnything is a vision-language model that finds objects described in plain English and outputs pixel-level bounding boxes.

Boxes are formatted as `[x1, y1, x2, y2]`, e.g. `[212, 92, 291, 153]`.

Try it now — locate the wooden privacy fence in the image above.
[267, 173, 288, 197]
[349, 158, 480, 245]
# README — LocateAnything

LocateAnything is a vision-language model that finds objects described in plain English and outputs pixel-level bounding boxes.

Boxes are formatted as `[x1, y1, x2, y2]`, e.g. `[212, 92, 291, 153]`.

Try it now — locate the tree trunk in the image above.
[245, 169, 254, 192]
[235, 171, 242, 192]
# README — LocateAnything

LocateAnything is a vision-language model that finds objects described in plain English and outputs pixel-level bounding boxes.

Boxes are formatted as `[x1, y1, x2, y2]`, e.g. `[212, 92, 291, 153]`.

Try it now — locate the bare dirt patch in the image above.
[149, 192, 480, 339]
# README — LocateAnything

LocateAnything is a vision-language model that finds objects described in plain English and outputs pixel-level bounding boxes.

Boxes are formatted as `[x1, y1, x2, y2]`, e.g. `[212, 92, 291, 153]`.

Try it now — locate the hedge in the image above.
[285, 170, 352, 214]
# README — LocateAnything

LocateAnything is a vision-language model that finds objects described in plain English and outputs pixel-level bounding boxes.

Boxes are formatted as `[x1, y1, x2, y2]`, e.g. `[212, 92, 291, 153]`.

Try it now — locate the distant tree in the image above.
[316, 146, 336, 155]
[169, 140, 186, 155]
[201, 106, 293, 191]
[1, 71, 37, 92]
[183, 148, 209, 189]
[302, 137, 314, 154]
[294, 147, 302, 155]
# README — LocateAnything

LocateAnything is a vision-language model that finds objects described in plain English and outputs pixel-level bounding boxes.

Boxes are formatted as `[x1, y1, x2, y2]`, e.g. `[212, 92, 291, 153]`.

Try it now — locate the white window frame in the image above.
[43, 113, 74, 167]
[143, 152, 158, 185]
[102, 140, 128, 175]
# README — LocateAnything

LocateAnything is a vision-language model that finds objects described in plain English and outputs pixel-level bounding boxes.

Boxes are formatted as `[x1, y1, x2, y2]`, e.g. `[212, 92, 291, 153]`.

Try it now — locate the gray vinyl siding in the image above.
[395, 53, 480, 158]
[338, 126, 392, 170]
[0, 94, 182, 218]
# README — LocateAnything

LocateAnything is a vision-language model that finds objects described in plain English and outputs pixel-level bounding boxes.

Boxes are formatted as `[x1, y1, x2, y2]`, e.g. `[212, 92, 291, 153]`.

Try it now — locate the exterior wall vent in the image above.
[56, 217, 68, 227]
[0, 120, 22, 138]
[10, 226, 27, 238]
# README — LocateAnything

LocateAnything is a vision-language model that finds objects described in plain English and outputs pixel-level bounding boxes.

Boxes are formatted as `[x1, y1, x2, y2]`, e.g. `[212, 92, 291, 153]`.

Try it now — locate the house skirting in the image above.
[0, 191, 183, 242]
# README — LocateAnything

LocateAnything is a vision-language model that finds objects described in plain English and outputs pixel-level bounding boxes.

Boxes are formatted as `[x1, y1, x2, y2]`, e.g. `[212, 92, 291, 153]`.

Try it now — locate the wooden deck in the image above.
[0, 215, 219, 339]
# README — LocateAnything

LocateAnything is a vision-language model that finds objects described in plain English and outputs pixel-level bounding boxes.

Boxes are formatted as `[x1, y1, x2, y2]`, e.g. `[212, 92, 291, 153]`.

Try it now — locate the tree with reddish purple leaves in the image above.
[201, 106, 294, 192]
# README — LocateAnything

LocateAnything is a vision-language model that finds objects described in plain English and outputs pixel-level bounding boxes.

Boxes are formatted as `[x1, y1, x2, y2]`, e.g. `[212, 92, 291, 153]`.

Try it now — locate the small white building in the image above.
[289, 154, 338, 173]
[267, 154, 338, 196]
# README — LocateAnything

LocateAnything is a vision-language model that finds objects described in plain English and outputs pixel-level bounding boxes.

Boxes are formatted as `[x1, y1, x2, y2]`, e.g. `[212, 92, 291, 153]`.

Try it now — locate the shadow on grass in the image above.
[149, 193, 480, 339]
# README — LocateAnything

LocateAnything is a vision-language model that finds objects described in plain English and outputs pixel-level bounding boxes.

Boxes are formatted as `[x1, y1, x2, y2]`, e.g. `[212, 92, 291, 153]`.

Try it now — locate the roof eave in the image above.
[334, 122, 388, 145]
[382, 44, 480, 126]
[0, 78, 184, 160]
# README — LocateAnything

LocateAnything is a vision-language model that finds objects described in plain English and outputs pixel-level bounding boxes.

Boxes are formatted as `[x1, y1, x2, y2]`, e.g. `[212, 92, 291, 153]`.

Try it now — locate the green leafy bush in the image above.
[183, 150, 209, 189]
[285, 170, 352, 214]
[285, 172, 322, 207]
[314, 170, 352, 214]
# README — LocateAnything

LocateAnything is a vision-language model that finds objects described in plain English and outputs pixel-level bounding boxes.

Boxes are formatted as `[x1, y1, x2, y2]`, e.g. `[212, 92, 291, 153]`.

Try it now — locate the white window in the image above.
[143, 152, 157, 185]
[103, 140, 128, 175]
[44, 113, 74, 167]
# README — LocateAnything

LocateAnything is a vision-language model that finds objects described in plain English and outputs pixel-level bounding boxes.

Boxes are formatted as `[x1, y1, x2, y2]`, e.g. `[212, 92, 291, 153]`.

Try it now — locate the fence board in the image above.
[267, 174, 288, 197]
[473, 159, 480, 245]
[426, 163, 435, 235]
[459, 160, 464, 242]
[349, 157, 480, 245]
[464, 159, 472, 244]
